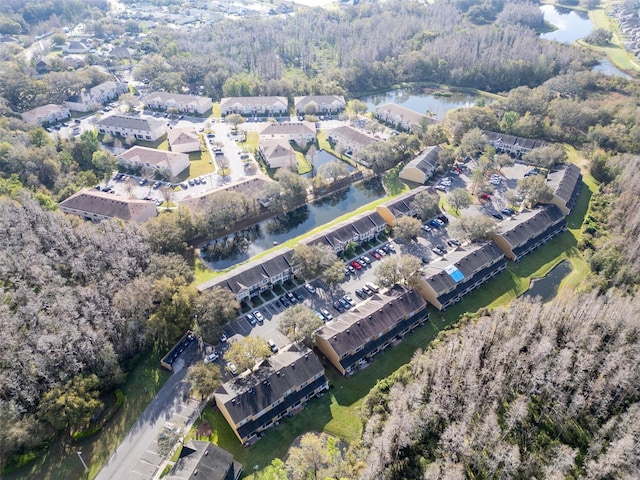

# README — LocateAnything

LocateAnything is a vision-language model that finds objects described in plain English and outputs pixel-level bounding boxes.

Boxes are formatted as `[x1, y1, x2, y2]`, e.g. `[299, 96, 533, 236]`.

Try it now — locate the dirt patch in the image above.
[196, 421, 213, 438]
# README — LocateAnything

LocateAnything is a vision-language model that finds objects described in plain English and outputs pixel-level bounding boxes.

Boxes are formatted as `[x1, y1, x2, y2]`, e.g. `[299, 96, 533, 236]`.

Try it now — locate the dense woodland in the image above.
[358, 292, 640, 479]
[1, 0, 640, 476]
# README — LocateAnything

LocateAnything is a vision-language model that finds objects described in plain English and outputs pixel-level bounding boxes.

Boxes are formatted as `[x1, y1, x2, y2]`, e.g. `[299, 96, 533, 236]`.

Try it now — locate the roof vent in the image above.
[304, 354, 309, 360]
[346, 330, 350, 335]
[357, 321, 361, 326]
[291, 363, 296, 369]
[205, 450, 209, 456]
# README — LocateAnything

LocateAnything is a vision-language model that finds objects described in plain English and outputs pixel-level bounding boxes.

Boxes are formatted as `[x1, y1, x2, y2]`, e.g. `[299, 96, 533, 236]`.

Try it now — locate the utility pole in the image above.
[77, 451, 89, 471]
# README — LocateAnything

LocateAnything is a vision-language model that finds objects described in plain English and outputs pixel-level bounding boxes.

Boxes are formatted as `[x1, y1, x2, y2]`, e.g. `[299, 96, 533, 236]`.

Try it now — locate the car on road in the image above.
[204, 352, 219, 363]
[320, 308, 333, 320]
[268, 339, 278, 353]
[253, 310, 264, 324]
[304, 283, 316, 294]
[152, 181, 161, 189]
[245, 313, 257, 325]
[74, 119, 81, 124]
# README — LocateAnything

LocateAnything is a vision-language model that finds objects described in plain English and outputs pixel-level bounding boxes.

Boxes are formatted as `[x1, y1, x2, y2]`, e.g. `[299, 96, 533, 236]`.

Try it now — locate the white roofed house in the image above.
[399, 146, 440, 184]
[142, 91, 212, 115]
[167, 129, 201, 154]
[118, 146, 190, 178]
[220, 96, 288, 116]
[65, 80, 128, 112]
[294, 95, 346, 114]
[21, 104, 70, 125]
[97, 115, 166, 142]
[258, 121, 316, 147]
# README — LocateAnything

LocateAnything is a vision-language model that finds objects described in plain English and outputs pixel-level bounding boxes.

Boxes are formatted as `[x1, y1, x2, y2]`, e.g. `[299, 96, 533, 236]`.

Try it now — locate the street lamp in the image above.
[77, 451, 89, 471]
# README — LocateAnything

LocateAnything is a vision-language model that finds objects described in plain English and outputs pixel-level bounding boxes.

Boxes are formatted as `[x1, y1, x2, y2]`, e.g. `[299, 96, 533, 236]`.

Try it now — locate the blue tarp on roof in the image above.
[445, 264, 464, 282]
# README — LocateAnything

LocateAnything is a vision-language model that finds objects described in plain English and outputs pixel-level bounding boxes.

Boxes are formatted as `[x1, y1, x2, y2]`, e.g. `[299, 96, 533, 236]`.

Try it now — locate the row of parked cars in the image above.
[344, 244, 396, 275]
[422, 214, 449, 232]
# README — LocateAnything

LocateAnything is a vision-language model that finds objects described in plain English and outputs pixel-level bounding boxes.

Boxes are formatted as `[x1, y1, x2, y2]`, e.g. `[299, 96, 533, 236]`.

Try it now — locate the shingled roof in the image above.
[496, 205, 565, 249]
[546, 163, 582, 211]
[166, 441, 241, 480]
[317, 286, 427, 360]
[97, 114, 165, 132]
[58, 189, 158, 223]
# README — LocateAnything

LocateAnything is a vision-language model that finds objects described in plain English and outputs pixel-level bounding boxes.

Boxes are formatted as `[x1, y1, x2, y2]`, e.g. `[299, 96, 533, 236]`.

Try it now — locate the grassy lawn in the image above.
[382, 166, 410, 196]
[188, 149, 216, 179]
[296, 151, 312, 174]
[6, 350, 171, 480]
[136, 137, 168, 150]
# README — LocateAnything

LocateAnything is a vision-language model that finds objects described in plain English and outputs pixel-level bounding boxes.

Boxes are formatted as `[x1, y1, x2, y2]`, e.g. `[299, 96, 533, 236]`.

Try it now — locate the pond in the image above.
[302, 149, 355, 179]
[592, 58, 632, 79]
[360, 88, 480, 121]
[539, 5, 593, 44]
[522, 260, 573, 303]
[200, 177, 386, 270]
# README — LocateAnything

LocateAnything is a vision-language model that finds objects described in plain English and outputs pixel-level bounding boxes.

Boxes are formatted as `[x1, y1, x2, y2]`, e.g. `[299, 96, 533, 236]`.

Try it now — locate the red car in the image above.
[371, 251, 381, 260]
[350, 260, 362, 270]
[480, 193, 491, 200]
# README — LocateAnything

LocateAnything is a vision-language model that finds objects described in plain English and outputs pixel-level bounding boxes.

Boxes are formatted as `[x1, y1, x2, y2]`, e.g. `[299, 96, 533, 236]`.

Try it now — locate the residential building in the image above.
[58, 189, 158, 223]
[483, 130, 547, 157]
[545, 163, 582, 215]
[316, 286, 429, 376]
[118, 146, 190, 178]
[142, 91, 212, 115]
[62, 41, 89, 54]
[65, 80, 128, 112]
[258, 122, 316, 146]
[415, 242, 507, 311]
[294, 95, 346, 114]
[167, 129, 201, 153]
[198, 248, 297, 302]
[376, 186, 428, 227]
[374, 103, 435, 132]
[399, 146, 440, 184]
[165, 441, 242, 480]
[214, 345, 329, 445]
[97, 115, 166, 142]
[61, 55, 86, 69]
[327, 125, 380, 166]
[21, 104, 70, 125]
[492, 205, 567, 262]
[302, 211, 387, 254]
[258, 139, 297, 170]
[220, 96, 288, 116]
[179, 177, 270, 212]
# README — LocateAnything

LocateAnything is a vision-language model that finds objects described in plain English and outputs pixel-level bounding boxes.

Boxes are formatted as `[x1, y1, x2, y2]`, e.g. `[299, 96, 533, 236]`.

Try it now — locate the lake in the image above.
[540, 5, 593, 44]
[360, 88, 479, 120]
[522, 260, 572, 303]
[200, 177, 386, 270]
[593, 58, 632, 79]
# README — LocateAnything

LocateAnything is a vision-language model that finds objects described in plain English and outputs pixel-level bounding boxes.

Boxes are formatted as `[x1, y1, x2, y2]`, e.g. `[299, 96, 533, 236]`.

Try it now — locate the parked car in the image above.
[437, 215, 449, 224]
[480, 193, 492, 200]
[138, 178, 148, 186]
[304, 283, 316, 294]
[338, 297, 351, 310]
[432, 247, 445, 256]
[219, 334, 228, 343]
[422, 223, 432, 232]
[448, 238, 461, 246]
[204, 352, 219, 363]
[376, 248, 386, 257]
[429, 219, 441, 228]
[285, 292, 297, 303]
[343, 295, 356, 307]
[491, 212, 504, 220]
[253, 310, 264, 324]
[365, 282, 380, 293]
[363, 256, 372, 264]
[245, 313, 257, 325]
[268, 339, 278, 353]
[333, 300, 345, 313]
[314, 310, 326, 321]
[227, 361, 238, 375]
[280, 295, 290, 307]
[320, 308, 333, 321]
[361, 286, 372, 296]
[501, 208, 515, 216]
[350, 260, 362, 270]
[355, 289, 366, 299]
[371, 251, 381, 259]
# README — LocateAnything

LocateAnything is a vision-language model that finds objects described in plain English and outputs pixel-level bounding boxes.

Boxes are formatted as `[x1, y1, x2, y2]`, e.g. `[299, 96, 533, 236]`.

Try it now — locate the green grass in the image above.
[188, 149, 216, 179]
[296, 151, 312, 174]
[6, 350, 171, 480]
[382, 166, 410, 196]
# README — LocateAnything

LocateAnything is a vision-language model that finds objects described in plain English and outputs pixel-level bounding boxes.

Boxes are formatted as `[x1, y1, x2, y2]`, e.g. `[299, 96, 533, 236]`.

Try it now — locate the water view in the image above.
[523, 260, 572, 303]
[540, 5, 593, 44]
[201, 177, 386, 270]
[593, 58, 632, 79]
[360, 88, 479, 121]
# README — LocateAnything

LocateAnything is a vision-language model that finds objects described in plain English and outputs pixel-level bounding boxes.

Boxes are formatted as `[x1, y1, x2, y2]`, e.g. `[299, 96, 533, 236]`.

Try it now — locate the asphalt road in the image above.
[95, 345, 203, 480]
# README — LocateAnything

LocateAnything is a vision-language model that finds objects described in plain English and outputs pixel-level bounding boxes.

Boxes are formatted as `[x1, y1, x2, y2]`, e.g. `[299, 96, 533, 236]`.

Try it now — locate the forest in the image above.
[1, 0, 640, 476]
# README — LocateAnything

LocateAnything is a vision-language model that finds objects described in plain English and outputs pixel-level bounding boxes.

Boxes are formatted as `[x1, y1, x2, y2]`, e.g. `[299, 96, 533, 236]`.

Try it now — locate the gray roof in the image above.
[350, 211, 386, 234]
[97, 114, 164, 132]
[197, 248, 294, 293]
[546, 163, 582, 206]
[259, 121, 316, 137]
[294, 95, 346, 109]
[422, 242, 505, 296]
[58, 189, 157, 222]
[220, 96, 287, 108]
[317, 286, 427, 358]
[483, 130, 547, 151]
[329, 125, 379, 148]
[214, 346, 325, 431]
[166, 441, 241, 480]
[142, 91, 212, 109]
[495, 205, 565, 249]
[379, 185, 428, 216]
[403, 146, 440, 173]
[375, 103, 434, 126]
[179, 177, 270, 211]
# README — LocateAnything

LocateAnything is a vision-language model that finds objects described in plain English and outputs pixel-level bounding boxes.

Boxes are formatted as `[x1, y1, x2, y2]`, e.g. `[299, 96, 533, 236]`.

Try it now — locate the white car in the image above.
[227, 361, 238, 375]
[253, 310, 264, 323]
[204, 352, 219, 363]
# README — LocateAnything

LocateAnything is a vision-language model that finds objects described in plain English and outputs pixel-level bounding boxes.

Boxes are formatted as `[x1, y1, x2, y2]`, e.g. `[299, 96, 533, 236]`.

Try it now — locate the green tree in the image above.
[278, 305, 323, 347]
[450, 214, 497, 242]
[38, 374, 103, 432]
[317, 160, 349, 182]
[225, 336, 272, 374]
[275, 168, 308, 210]
[91, 150, 117, 181]
[458, 127, 488, 158]
[500, 111, 520, 134]
[225, 113, 246, 131]
[186, 362, 222, 400]
[394, 216, 422, 241]
[259, 458, 289, 480]
[320, 259, 346, 292]
[287, 433, 330, 480]
[517, 175, 554, 208]
[495, 153, 515, 173]
[414, 190, 441, 220]
[375, 254, 422, 287]
[345, 99, 368, 122]
[194, 287, 240, 343]
[292, 244, 340, 280]
[446, 187, 472, 213]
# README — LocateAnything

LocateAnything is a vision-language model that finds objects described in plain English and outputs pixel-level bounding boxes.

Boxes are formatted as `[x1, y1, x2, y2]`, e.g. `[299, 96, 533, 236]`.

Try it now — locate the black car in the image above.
[355, 289, 366, 299]
[437, 214, 449, 224]
[280, 296, 290, 307]
[333, 300, 345, 313]
[491, 212, 504, 220]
